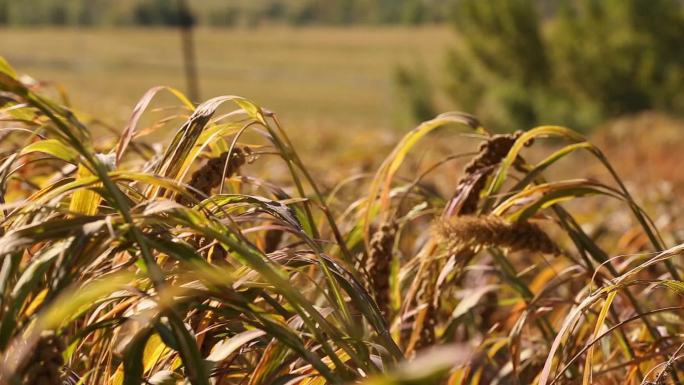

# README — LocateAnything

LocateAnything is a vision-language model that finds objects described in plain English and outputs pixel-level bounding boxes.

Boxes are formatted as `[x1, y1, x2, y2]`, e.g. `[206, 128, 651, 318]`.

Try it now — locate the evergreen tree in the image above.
[443, 0, 684, 131]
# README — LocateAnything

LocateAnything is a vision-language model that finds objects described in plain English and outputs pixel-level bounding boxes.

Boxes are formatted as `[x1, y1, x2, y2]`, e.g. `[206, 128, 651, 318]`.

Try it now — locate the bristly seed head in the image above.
[450, 131, 532, 216]
[367, 221, 398, 319]
[183, 146, 252, 204]
[436, 215, 560, 256]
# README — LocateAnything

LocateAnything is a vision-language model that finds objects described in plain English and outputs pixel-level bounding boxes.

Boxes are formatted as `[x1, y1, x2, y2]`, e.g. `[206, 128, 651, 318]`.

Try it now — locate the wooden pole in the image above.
[177, 0, 200, 102]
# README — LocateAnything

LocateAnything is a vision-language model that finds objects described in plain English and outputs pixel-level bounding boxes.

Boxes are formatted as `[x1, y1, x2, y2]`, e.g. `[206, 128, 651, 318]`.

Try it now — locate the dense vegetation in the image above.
[0, 0, 458, 27]
[441, 0, 684, 131]
[1, 54, 684, 385]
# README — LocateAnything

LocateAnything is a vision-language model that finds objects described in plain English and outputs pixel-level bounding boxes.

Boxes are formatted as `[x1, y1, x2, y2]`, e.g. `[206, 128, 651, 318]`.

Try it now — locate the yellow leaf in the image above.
[21, 139, 79, 163]
[583, 290, 617, 385]
[69, 163, 101, 216]
[24, 289, 48, 317]
[143, 333, 170, 373]
[110, 364, 124, 385]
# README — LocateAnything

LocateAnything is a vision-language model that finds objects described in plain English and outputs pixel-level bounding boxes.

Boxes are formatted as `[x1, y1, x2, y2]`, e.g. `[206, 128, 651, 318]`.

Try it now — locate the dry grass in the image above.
[1, 54, 684, 385]
[592, 112, 684, 194]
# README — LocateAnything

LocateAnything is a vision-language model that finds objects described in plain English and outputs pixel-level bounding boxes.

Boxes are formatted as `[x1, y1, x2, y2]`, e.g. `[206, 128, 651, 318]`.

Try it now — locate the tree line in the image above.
[398, 0, 684, 131]
[0, 0, 461, 27]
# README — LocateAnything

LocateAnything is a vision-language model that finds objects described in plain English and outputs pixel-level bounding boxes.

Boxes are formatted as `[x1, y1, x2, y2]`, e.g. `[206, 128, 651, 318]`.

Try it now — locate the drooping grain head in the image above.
[367, 221, 398, 319]
[450, 131, 530, 216]
[183, 146, 252, 204]
[436, 215, 560, 256]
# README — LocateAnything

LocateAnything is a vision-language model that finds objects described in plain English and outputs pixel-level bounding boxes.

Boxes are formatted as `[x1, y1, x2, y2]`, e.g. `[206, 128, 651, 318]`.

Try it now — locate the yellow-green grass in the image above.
[3, 55, 684, 384]
[0, 26, 454, 146]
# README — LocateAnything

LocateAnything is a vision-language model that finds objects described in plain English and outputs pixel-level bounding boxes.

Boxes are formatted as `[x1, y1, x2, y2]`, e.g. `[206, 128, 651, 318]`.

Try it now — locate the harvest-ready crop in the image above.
[0, 57, 682, 385]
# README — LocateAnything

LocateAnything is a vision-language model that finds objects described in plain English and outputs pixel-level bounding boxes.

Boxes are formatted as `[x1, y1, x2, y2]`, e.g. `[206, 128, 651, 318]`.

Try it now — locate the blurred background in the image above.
[0, 0, 683, 186]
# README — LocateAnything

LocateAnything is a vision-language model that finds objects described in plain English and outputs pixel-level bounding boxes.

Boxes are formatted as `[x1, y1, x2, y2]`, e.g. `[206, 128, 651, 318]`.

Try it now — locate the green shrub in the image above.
[443, 0, 684, 131]
[394, 64, 436, 125]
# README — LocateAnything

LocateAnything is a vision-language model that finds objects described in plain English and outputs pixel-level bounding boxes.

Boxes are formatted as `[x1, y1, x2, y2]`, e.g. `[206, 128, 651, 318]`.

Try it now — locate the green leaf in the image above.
[39, 272, 135, 329]
[164, 311, 210, 385]
[21, 139, 79, 163]
[0, 242, 66, 349]
[0, 56, 17, 77]
[660, 280, 684, 296]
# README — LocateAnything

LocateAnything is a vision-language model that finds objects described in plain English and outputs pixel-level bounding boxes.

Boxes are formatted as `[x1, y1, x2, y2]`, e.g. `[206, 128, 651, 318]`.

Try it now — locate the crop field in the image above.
[1, 22, 684, 385]
[0, 27, 453, 146]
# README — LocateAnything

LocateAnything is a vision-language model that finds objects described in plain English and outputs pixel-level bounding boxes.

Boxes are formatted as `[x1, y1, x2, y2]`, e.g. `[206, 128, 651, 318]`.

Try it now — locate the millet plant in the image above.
[0, 57, 683, 385]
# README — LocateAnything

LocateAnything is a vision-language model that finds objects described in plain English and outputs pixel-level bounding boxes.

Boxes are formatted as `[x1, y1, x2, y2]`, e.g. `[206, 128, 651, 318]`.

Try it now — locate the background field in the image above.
[3, 25, 682, 189]
[2, 25, 681, 191]
[0, 27, 453, 149]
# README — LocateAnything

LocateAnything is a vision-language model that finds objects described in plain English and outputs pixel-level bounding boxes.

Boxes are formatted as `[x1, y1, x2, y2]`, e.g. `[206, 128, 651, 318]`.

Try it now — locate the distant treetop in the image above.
[0, 0, 461, 27]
